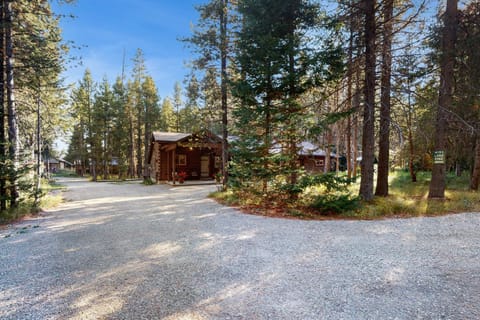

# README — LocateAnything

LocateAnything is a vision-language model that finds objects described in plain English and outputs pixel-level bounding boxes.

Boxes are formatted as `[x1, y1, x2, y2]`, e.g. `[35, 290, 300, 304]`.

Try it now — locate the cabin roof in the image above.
[152, 132, 191, 143]
[298, 141, 336, 157]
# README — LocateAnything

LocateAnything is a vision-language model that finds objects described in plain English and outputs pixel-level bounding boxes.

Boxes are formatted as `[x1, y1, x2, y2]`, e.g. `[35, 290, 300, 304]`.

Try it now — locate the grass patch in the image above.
[52, 169, 78, 178]
[345, 170, 480, 219]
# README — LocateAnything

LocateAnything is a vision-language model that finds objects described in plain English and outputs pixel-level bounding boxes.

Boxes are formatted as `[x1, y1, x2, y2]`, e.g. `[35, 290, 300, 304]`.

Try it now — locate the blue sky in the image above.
[53, 0, 202, 99]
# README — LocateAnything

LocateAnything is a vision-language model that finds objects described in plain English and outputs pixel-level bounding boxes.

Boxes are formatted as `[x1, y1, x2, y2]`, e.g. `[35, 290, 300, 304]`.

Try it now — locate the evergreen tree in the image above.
[131, 49, 147, 178]
[111, 76, 129, 179]
[180, 73, 201, 132]
[359, 0, 377, 201]
[93, 77, 114, 179]
[184, 0, 235, 189]
[70, 70, 96, 180]
[231, 0, 342, 197]
[142, 76, 160, 179]
[173, 81, 183, 132]
[428, 0, 458, 199]
[159, 97, 176, 132]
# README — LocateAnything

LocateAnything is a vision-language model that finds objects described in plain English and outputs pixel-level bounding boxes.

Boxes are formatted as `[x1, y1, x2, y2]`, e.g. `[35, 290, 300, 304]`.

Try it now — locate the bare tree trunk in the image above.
[359, 0, 376, 201]
[375, 0, 393, 196]
[5, 0, 19, 207]
[128, 117, 135, 178]
[0, 1, 6, 211]
[220, 0, 229, 190]
[429, 0, 457, 199]
[352, 68, 361, 179]
[406, 85, 417, 182]
[325, 129, 332, 173]
[470, 135, 480, 190]
[408, 125, 417, 183]
[136, 111, 143, 178]
[336, 123, 341, 175]
[34, 95, 41, 207]
[87, 88, 96, 182]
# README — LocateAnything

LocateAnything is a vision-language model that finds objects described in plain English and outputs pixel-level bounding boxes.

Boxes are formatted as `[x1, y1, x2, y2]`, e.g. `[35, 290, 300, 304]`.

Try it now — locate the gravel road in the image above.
[1, 177, 479, 319]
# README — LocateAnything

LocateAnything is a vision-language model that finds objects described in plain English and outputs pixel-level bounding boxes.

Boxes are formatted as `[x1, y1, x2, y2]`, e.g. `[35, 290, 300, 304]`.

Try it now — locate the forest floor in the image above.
[1, 177, 479, 319]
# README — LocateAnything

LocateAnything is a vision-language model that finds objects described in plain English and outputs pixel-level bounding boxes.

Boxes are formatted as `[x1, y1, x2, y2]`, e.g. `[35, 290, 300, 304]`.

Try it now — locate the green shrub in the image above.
[310, 194, 360, 214]
[143, 177, 155, 185]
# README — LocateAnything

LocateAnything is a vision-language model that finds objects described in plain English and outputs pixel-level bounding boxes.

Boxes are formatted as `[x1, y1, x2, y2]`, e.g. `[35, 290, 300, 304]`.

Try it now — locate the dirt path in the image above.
[1, 177, 479, 319]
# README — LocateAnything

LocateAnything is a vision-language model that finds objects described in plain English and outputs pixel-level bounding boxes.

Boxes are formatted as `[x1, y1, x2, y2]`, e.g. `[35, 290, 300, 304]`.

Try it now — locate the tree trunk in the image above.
[325, 130, 332, 173]
[375, 0, 393, 197]
[136, 111, 143, 178]
[34, 95, 41, 207]
[346, 8, 354, 179]
[408, 125, 417, 183]
[128, 116, 135, 178]
[143, 113, 150, 181]
[5, 0, 19, 207]
[470, 135, 480, 190]
[428, 0, 457, 199]
[352, 67, 361, 179]
[0, 1, 6, 211]
[220, 0, 229, 190]
[359, 0, 376, 201]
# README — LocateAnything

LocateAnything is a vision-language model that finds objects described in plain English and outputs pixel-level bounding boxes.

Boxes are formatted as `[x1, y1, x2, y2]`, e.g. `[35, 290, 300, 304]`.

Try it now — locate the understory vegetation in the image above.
[211, 170, 480, 220]
[0, 177, 65, 225]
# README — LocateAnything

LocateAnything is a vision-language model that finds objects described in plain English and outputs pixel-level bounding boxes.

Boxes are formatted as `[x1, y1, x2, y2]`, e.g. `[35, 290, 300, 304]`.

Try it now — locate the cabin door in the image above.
[200, 155, 210, 178]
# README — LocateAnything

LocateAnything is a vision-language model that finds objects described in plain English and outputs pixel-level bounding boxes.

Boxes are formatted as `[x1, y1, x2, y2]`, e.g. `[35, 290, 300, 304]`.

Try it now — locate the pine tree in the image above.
[159, 98, 176, 132]
[184, 0, 235, 189]
[142, 76, 160, 179]
[0, 0, 69, 214]
[131, 49, 147, 178]
[180, 73, 201, 132]
[359, 0, 377, 201]
[173, 81, 183, 132]
[70, 70, 96, 180]
[232, 0, 342, 196]
[428, 0, 458, 199]
[375, 0, 394, 196]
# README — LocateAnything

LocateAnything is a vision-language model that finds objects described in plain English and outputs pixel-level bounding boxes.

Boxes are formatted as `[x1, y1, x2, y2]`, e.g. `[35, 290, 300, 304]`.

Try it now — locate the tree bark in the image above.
[5, 0, 19, 207]
[0, 0, 6, 211]
[428, 0, 457, 199]
[375, 0, 393, 196]
[359, 0, 376, 201]
[220, 0, 229, 190]
[346, 23, 353, 179]
[470, 135, 480, 190]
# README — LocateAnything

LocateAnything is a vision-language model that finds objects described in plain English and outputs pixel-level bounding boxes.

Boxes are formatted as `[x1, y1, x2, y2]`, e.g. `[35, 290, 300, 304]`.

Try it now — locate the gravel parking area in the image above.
[1, 177, 479, 319]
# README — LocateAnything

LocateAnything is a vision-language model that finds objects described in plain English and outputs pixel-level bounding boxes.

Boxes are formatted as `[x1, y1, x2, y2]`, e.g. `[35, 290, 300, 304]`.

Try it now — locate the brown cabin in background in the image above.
[148, 130, 223, 183]
[297, 141, 338, 173]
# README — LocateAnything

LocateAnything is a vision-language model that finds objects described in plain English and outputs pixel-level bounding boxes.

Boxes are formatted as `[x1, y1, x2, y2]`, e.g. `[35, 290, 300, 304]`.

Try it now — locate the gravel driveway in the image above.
[1, 177, 479, 319]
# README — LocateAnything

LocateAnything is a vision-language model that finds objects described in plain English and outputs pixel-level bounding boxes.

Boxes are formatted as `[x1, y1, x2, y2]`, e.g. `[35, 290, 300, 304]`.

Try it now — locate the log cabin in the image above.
[148, 129, 223, 183]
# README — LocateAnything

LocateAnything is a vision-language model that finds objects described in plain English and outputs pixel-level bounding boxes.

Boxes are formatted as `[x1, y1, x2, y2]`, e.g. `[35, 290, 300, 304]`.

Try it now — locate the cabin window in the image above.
[314, 159, 324, 167]
[177, 154, 187, 166]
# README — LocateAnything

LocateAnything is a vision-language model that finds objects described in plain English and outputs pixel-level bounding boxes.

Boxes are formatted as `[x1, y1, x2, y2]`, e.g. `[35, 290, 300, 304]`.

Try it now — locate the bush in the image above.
[143, 177, 155, 185]
[310, 194, 360, 214]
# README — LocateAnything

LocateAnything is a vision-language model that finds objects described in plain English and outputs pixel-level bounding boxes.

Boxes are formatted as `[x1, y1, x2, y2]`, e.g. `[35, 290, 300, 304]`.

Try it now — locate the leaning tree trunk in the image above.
[5, 0, 19, 207]
[429, 0, 457, 199]
[375, 0, 393, 196]
[359, 0, 376, 201]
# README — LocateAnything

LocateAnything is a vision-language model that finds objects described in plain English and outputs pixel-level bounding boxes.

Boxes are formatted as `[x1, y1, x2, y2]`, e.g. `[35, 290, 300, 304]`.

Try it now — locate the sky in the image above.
[52, 0, 202, 99]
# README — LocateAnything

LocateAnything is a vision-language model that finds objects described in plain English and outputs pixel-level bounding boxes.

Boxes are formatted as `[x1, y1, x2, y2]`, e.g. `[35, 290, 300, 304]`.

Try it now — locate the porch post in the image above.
[172, 148, 176, 185]
[167, 150, 170, 182]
